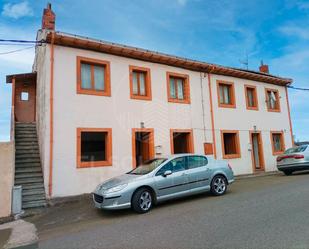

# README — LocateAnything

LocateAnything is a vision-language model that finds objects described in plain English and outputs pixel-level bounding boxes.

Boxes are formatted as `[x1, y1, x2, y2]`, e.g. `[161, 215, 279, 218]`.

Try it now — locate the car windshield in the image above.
[128, 158, 167, 175]
[284, 145, 308, 154]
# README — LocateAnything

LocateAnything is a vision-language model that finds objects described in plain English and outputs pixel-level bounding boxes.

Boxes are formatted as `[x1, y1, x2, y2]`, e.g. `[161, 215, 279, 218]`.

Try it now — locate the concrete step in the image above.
[15, 123, 36, 127]
[16, 154, 40, 160]
[22, 200, 47, 209]
[16, 162, 41, 168]
[15, 167, 42, 174]
[22, 188, 45, 196]
[15, 135, 38, 140]
[15, 177, 43, 185]
[15, 172, 43, 179]
[22, 194, 46, 202]
[15, 129, 37, 133]
[20, 183, 45, 190]
[15, 138, 38, 142]
[15, 158, 41, 164]
[15, 144, 39, 150]
[16, 149, 40, 156]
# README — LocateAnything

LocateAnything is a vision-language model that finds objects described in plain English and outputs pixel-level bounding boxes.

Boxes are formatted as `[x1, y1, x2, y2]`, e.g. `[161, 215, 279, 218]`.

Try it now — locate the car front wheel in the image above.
[210, 175, 227, 196]
[132, 188, 153, 213]
[283, 170, 293, 176]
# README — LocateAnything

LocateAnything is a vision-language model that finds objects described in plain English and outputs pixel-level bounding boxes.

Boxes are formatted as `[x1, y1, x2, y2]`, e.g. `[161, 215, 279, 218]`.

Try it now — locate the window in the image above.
[204, 143, 214, 155]
[245, 85, 258, 110]
[166, 157, 187, 172]
[129, 66, 152, 100]
[77, 56, 111, 96]
[187, 156, 208, 169]
[21, 92, 29, 101]
[217, 81, 236, 108]
[167, 72, 190, 104]
[221, 130, 241, 159]
[270, 131, 285, 155]
[265, 88, 280, 112]
[77, 128, 112, 168]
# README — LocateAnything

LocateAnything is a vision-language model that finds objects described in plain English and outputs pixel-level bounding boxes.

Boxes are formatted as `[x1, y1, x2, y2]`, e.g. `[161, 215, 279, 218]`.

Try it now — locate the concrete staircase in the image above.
[14, 122, 47, 209]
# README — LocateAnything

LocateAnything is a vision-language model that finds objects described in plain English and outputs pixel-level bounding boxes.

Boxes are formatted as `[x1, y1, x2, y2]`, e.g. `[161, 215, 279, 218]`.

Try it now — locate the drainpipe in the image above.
[207, 67, 217, 159]
[285, 86, 294, 146]
[200, 72, 207, 143]
[48, 32, 55, 197]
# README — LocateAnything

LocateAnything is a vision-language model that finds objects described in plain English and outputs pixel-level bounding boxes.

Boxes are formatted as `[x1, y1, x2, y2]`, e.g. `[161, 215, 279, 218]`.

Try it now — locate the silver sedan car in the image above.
[277, 145, 309, 175]
[93, 154, 234, 213]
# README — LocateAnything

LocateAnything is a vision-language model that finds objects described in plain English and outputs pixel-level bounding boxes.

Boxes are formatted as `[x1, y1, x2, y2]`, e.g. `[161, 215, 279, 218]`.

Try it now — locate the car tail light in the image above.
[294, 155, 304, 159]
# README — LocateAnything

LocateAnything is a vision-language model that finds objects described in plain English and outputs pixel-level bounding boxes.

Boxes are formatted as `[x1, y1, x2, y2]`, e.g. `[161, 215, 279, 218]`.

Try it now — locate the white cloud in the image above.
[1, 1, 33, 19]
[280, 25, 309, 40]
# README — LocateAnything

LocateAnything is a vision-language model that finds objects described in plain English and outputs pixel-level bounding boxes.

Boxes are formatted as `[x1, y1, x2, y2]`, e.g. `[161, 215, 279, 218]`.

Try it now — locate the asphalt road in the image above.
[28, 172, 309, 249]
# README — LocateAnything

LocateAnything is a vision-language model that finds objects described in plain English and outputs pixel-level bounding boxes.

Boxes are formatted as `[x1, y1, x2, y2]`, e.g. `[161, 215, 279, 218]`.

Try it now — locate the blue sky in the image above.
[0, 0, 308, 142]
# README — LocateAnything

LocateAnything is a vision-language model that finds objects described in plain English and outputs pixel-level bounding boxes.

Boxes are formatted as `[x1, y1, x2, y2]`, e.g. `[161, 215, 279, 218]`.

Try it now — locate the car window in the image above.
[284, 145, 308, 154]
[187, 156, 208, 169]
[156, 163, 172, 176]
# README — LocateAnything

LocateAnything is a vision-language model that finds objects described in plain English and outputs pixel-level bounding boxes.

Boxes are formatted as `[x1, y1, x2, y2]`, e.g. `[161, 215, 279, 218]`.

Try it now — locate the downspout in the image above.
[200, 72, 207, 142]
[285, 86, 294, 146]
[48, 32, 55, 197]
[207, 67, 217, 159]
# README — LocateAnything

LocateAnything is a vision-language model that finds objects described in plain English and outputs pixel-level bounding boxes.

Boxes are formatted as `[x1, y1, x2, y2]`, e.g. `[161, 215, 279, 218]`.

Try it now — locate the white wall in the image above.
[41, 45, 292, 197]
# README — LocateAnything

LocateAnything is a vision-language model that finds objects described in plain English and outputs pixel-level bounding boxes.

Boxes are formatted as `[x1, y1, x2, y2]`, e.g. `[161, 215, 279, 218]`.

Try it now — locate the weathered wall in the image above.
[0, 142, 14, 218]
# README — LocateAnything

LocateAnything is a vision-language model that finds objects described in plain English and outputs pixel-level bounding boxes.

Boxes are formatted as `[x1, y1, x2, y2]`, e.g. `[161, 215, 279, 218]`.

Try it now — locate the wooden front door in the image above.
[15, 82, 36, 122]
[250, 132, 265, 171]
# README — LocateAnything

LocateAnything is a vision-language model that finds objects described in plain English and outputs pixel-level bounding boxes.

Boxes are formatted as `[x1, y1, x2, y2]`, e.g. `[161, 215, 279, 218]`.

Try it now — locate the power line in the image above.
[288, 86, 309, 91]
[0, 39, 45, 44]
[0, 46, 35, 55]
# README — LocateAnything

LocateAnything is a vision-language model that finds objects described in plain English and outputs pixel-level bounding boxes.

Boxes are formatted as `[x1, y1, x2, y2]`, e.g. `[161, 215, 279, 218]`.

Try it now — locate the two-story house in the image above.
[6, 4, 293, 208]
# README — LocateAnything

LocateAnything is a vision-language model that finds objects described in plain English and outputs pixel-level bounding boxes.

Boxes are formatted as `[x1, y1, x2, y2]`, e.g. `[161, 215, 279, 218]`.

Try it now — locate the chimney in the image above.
[259, 60, 269, 74]
[42, 3, 55, 30]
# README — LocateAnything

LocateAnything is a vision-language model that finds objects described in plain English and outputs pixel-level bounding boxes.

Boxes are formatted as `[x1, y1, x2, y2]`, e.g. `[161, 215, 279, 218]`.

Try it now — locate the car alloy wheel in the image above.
[139, 191, 152, 211]
[211, 175, 227, 196]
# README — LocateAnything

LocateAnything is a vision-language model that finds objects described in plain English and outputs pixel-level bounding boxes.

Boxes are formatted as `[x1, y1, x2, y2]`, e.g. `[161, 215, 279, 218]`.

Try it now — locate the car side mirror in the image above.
[163, 170, 172, 177]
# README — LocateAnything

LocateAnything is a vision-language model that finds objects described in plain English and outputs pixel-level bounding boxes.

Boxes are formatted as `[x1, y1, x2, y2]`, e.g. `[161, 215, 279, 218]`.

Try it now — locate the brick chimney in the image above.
[259, 61, 269, 74]
[42, 3, 55, 30]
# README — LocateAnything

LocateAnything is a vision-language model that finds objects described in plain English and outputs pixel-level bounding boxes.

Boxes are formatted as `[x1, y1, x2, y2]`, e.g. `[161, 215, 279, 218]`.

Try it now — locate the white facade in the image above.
[34, 35, 292, 198]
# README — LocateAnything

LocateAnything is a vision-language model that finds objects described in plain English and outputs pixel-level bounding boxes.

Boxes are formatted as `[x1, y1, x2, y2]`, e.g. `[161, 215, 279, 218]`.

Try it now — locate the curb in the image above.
[235, 171, 280, 180]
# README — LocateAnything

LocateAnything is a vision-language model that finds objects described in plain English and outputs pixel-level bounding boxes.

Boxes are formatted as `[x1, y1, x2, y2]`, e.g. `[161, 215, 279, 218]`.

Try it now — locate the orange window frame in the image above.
[166, 72, 190, 104]
[217, 80, 236, 108]
[244, 85, 259, 110]
[76, 128, 112, 168]
[265, 88, 281, 112]
[129, 65, 152, 101]
[170, 129, 195, 154]
[270, 131, 285, 155]
[76, 56, 111, 96]
[220, 130, 241, 159]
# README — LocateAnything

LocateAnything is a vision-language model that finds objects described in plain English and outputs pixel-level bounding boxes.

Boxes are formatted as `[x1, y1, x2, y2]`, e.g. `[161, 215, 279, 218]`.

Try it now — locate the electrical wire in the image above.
[287, 86, 309, 91]
[0, 46, 35, 55]
[0, 39, 44, 44]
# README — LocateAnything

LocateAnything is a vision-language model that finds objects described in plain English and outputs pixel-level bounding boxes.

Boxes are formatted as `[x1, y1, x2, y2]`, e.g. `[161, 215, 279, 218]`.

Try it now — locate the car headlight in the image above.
[104, 184, 128, 194]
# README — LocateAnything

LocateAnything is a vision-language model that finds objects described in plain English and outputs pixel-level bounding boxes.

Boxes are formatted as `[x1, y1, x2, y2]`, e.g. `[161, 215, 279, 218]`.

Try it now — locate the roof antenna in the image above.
[239, 50, 249, 70]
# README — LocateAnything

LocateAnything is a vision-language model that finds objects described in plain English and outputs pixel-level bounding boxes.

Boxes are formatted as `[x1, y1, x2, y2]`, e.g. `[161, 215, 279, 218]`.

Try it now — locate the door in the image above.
[14, 82, 36, 122]
[186, 156, 211, 190]
[251, 132, 265, 171]
[132, 129, 154, 168]
[154, 157, 189, 199]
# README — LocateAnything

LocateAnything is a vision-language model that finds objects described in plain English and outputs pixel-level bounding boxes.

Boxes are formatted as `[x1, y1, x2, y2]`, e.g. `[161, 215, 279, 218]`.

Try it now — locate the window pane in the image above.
[223, 85, 230, 104]
[94, 65, 105, 91]
[170, 78, 176, 98]
[247, 89, 254, 107]
[81, 63, 92, 89]
[268, 91, 277, 109]
[139, 72, 146, 96]
[170, 157, 186, 172]
[273, 134, 282, 152]
[219, 85, 224, 104]
[187, 156, 208, 169]
[81, 132, 106, 162]
[132, 72, 138, 95]
[177, 79, 184, 99]
[223, 133, 237, 155]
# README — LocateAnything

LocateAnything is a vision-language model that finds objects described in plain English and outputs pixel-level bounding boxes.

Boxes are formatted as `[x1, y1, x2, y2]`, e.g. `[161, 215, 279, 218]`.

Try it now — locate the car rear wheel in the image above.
[283, 170, 293, 176]
[210, 175, 227, 196]
[132, 188, 153, 213]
